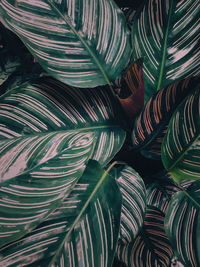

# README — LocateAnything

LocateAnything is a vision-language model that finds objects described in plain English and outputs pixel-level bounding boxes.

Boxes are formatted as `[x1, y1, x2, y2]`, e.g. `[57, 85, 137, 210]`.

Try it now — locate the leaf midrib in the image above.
[0, 125, 122, 181]
[182, 190, 200, 209]
[156, 0, 174, 91]
[45, 0, 111, 85]
[48, 161, 118, 266]
[0, 125, 122, 141]
[165, 132, 200, 173]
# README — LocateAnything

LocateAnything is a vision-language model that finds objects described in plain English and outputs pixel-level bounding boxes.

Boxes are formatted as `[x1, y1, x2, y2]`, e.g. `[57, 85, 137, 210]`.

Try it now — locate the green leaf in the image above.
[132, 77, 199, 159]
[132, 0, 200, 101]
[165, 180, 200, 267]
[0, 77, 126, 166]
[0, 0, 131, 88]
[146, 181, 178, 214]
[115, 165, 146, 243]
[116, 206, 173, 267]
[161, 86, 200, 182]
[0, 131, 94, 248]
[0, 160, 122, 267]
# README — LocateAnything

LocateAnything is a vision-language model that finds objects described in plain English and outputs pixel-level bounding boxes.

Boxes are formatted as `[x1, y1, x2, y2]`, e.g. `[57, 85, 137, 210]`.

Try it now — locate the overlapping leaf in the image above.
[0, 160, 122, 267]
[118, 60, 144, 122]
[0, 131, 94, 248]
[114, 166, 146, 243]
[0, 0, 131, 88]
[165, 180, 200, 267]
[0, 77, 126, 165]
[162, 86, 200, 182]
[146, 181, 178, 214]
[132, 77, 199, 159]
[116, 206, 173, 267]
[132, 0, 200, 100]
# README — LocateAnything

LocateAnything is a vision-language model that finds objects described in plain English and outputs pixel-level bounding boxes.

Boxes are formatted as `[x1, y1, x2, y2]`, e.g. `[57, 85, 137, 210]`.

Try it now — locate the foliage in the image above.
[0, 0, 199, 266]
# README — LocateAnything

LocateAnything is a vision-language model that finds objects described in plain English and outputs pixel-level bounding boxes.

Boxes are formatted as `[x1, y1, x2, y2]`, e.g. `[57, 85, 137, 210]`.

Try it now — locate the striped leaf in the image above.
[115, 166, 146, 243]
[0, 160, 122, 267]
[116, 206, 173, 267]
[132, 77, 199, 159]
[146, 181, 178, 214]
[165, 180, 200, 267]
[161, 86, 200, 182]
[0, 131, 94, 248]
[0, 77, 126, 166]
[132, 0, 200, 100]
[0, 0, 131, 88]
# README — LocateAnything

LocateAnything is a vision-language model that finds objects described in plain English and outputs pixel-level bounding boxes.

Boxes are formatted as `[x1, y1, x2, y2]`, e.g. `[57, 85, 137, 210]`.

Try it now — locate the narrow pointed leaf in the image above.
[165, 180, 200, 267]
[0, 77, 126, 166]
[0, 160, 122, 267]
[0, 0, 131, 88]
[115, 166, 146, 243]
[116, 206, 173, 267]
[132, 0, 200, 100]
[162, 86, 200, 182]
[132, 77, 199, 159]
[0, 131, 94, 248]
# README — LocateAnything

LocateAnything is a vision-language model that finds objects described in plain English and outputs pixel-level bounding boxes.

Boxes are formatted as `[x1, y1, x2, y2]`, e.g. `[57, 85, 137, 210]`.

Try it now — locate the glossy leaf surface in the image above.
[0, 77, 126, 166]
[0, 160, 122, 266]
[132, 0, 200, 100]
[116, 206, 173, 267]
[132, 77, 199, 159]
[165, 180, 200, 267]
[162, 86, 200, 182]
[115, 165, 146, 243]
[0, 0, 131, 88]
[0, 131, 94, 248]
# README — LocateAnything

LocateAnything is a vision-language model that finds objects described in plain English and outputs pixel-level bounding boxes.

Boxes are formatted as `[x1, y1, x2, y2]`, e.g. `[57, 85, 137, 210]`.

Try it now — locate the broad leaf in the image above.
[0, 131, 94, 248]
[162, 86, 200, 182]
[0, 0, 131, 88]
[114, 165, 146, 243]
[0, 77, 126, 166]
[165, 180, 200, 267]
[132, 77, 199, 159]
[0, 160, 122, 267]
[116, 206, 173, 267]
[132, 0, 200, 100]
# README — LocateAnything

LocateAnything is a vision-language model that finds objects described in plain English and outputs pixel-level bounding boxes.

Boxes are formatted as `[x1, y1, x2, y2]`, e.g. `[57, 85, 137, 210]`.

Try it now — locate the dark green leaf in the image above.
[146, 182, 178, 214]
[0, 77, 126, 247]
[0, 77, 126, 166]
[132, 77, 199, 159]
[115, 165, 146, 243]
[0, 160, 122, 266]
[0, 0, 131, 88]
[165, 180, 200, 267]
[0, 131, 94, 248]
[132, 0, 200, 100]
[162, 86, 200, 182]
[116, 206, 173, 267]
